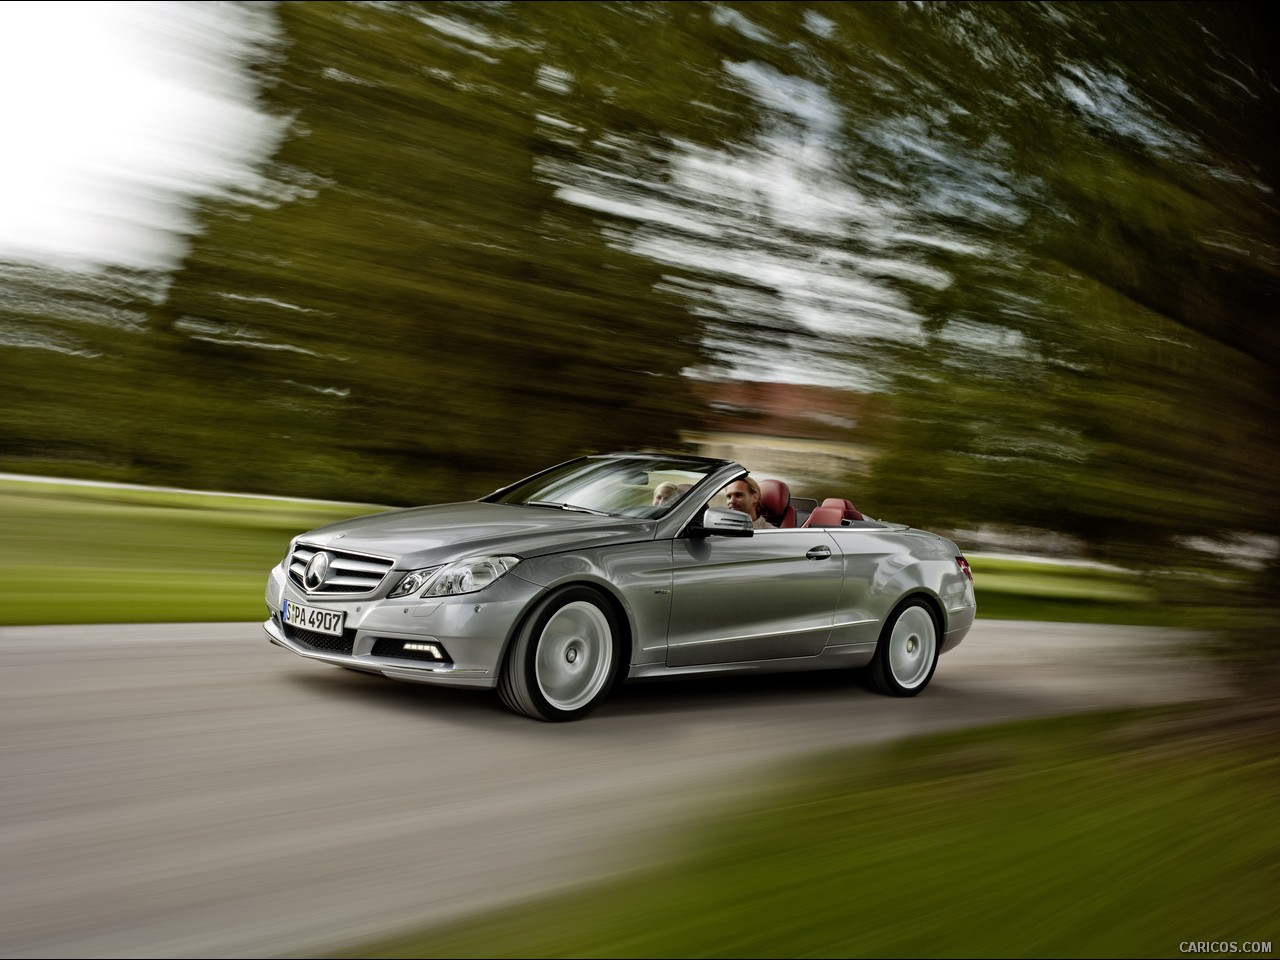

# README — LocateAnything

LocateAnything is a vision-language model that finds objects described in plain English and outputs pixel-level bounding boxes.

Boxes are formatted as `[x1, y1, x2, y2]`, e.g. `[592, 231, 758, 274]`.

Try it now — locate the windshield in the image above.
[488, 456, 725, 519]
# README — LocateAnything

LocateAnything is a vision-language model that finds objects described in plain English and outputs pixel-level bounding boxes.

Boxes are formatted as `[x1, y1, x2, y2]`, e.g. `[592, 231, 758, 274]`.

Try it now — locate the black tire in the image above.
[867, 598, 940, 697]
[498, 586, 622, 721]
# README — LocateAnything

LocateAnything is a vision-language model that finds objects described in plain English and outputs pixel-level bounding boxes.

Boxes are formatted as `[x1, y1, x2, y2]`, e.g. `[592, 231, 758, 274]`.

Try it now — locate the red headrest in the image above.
[820, 497, 864, 522]
[802, 505, 846, 528]
[758, 478, 791, 517]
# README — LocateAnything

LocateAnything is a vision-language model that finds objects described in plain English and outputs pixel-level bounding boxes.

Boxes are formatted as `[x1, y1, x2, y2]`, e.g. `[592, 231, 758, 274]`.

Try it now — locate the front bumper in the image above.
[262, 562, 542, 689]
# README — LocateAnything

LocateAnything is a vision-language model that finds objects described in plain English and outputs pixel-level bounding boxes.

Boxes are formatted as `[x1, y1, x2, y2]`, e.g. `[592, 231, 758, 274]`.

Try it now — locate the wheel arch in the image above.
[500, 578, 633, 684]
[893, 589, 946, 637]
[866, 589, 946, 697]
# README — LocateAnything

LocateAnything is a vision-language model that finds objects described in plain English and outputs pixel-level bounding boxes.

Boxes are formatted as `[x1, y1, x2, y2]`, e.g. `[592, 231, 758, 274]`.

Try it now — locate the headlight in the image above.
[426, 556, 521, 596]
[388, 556, 520, 598]
[388, 565, 443, 598]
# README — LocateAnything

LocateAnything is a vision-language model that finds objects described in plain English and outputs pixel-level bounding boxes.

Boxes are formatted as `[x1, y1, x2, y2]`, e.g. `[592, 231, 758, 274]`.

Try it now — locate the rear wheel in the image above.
[499, 587, 620, 721]
[868, 598, 939, 696]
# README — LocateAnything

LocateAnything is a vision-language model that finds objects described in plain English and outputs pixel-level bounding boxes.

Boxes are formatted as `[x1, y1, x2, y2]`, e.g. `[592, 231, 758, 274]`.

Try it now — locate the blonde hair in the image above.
[654, 482, 678, 498]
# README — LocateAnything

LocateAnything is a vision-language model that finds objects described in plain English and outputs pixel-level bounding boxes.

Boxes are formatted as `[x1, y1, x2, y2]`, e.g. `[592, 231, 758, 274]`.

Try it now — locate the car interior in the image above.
[757, 479, 863, 529]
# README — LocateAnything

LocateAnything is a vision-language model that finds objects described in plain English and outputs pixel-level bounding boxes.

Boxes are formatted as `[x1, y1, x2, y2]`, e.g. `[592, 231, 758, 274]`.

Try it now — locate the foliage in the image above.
[4, 2, 737, 504]
[142, 1, 736, 504]
[852, 4, 1279, 569]
[818, 3, 1280, 679]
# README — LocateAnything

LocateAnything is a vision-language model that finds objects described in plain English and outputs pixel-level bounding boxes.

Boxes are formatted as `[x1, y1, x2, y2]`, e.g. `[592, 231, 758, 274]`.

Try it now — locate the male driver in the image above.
[722, 476, 775, 529]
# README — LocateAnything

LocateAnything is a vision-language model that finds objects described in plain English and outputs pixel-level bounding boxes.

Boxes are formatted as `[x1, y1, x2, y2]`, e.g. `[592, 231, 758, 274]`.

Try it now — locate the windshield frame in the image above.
[481, 454, 733, 520]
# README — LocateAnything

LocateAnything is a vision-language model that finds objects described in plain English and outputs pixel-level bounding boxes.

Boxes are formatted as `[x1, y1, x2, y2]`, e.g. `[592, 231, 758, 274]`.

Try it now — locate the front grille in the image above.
[289, 543, 395, 596]
[285, 624, 356, 655]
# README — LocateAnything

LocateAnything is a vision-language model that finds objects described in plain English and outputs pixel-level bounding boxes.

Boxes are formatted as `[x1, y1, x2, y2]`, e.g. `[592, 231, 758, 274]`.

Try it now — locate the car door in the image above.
[665, 528, 845, 666]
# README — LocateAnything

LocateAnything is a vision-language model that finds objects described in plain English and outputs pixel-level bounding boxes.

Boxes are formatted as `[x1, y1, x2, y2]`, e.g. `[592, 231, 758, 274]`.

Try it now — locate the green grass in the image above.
[965, 554, 1177, 625]
[0, 477, 1188, 628]
[0, 478, 386, 624]
[330, 707, 1277, 959]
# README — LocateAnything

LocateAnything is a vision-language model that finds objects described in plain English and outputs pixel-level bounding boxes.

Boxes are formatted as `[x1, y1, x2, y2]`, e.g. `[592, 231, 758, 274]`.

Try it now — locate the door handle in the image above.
[806, 546, 832, 560]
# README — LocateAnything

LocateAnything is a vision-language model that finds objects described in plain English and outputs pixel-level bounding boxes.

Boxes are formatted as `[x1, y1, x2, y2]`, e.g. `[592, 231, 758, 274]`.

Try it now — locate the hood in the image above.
[295, 501, 656, 568]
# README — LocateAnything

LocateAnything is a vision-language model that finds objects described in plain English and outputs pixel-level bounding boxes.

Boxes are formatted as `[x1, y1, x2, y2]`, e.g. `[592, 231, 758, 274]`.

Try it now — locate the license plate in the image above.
[283, 600, 344, 637]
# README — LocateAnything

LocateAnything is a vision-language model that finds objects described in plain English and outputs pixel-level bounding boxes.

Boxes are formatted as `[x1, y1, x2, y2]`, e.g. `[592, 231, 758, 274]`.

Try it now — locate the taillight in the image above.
[955, 556, 973, 582]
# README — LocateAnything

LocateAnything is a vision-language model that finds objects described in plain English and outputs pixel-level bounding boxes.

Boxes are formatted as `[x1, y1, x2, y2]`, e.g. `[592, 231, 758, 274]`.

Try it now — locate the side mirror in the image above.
[692, 507, 755, 538]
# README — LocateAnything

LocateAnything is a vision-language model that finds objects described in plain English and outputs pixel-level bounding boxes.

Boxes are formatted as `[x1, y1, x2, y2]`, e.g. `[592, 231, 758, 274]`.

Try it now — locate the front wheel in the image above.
[867, 598, 940, 696]
[499, 587, 621, 721]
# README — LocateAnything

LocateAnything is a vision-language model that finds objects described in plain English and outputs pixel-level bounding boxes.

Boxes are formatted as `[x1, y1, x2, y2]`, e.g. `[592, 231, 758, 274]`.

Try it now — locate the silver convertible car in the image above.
[263, 453, 976, 721]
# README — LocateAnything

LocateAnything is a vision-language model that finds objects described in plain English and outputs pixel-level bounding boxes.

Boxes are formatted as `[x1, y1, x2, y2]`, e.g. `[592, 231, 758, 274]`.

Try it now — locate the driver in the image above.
[721, 476, 775, 529]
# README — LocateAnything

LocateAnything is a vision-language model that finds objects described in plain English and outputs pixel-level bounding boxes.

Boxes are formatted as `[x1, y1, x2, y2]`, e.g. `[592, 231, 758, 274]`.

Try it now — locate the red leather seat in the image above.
[801, 505, 846, 528]
[758, 479, 796, 528]
[820, 497, 864, 522]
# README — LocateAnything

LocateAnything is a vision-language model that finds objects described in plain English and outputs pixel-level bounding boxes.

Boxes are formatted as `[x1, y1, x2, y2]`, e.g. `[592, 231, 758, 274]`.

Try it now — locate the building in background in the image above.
[681, 380, 882, 497]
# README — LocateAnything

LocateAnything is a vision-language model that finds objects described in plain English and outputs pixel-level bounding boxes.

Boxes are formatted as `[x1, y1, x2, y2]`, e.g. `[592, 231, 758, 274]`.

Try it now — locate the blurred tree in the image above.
[146, 0, 734, 503]
[844, 4, 1277, 526]
[0, 263, 171, 480]
[835, 2, 1279, 685]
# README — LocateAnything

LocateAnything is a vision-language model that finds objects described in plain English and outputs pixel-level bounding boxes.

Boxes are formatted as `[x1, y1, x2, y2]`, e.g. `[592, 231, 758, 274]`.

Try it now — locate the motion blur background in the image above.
[1, 1, 1276, 673]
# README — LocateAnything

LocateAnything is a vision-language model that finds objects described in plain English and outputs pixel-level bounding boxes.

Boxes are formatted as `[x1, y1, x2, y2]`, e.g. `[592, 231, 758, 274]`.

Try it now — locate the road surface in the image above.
[0, 619, 1227, 958]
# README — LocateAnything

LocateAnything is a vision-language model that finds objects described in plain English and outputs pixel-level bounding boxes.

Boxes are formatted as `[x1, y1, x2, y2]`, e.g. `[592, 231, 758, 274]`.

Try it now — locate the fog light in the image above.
[404, 642, 444, 658]
[371, 637, 451, 663]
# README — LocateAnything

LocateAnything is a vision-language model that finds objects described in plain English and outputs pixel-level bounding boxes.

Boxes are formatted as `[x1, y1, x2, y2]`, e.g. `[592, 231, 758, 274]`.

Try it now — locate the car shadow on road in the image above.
[603, 667, 873, 715]
[279, 659, 1085, 733]
[283, 664, 517, 724]
[280, 660, 879, 723]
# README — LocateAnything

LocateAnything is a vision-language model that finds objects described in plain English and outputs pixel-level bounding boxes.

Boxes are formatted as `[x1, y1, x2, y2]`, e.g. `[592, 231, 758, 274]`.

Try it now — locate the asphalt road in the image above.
[0, 620, 1227, 959]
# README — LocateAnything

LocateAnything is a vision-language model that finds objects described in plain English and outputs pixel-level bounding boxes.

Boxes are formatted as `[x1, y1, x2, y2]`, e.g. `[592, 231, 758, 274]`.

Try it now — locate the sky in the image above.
[0, 1, 281, 273]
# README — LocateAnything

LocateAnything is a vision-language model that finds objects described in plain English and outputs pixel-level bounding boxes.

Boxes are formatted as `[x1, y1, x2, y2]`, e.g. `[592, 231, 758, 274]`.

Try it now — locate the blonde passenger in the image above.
[652, 481, 680, 507]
